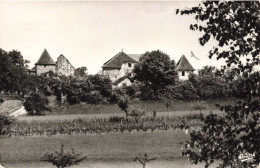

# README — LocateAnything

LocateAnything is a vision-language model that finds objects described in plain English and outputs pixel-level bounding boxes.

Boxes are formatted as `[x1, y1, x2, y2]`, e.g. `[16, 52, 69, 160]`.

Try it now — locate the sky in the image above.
[0, 1, 226, 74]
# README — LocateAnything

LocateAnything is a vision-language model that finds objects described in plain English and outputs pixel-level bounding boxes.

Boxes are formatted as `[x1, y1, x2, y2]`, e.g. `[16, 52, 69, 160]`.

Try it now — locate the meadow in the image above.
[0, 98, 235, 168]
[0, 130, 218, 168]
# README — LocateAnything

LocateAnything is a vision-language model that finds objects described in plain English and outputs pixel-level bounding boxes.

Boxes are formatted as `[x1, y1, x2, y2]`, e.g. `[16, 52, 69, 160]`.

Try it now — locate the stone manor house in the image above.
[99, 51, 195, 88]
[27, 49, 75, 76]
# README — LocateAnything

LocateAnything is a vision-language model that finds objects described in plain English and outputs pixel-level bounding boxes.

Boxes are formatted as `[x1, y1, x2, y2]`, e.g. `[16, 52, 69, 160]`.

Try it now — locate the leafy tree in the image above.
[0, 49, 29, 96]
[24, 93, 51, 115]
[41, 144, 86, 168]
[118, 97, 129, 118]
[133, 50, 178, 98]
[179, 1, 260, 168]
[74, 66, 87, 77]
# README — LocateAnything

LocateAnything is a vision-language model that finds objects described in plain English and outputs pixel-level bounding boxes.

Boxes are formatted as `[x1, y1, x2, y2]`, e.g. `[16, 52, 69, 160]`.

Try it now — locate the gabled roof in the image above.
[113, 76, 132, 85]
[128, 54, 144, 62]
[102, 52, 138, 69]
[176, 55, 195, 71]
[57, 54, 75, 69]
[35, 49, 55, 65]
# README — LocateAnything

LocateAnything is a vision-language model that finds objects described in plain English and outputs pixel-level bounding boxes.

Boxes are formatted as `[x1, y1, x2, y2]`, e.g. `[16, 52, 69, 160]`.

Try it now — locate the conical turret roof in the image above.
[176, 55, 195, 71]
[35, 49, 55, 65]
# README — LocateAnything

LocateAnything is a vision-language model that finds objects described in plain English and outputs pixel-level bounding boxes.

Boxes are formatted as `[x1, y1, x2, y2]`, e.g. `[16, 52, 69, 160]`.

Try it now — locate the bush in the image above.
[87, 91, 103, 105]
[24, 93, 51, 115]
[67, 94, 80, 105]
[0, 98, 4, 104]
[0, 113, 15, 135]
[41, 144, 86, 168]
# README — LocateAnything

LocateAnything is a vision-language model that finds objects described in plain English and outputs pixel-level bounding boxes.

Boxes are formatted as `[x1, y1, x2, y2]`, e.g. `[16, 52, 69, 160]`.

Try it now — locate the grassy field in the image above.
[51, 98, 237, 115]
[0, 130, 218, 168]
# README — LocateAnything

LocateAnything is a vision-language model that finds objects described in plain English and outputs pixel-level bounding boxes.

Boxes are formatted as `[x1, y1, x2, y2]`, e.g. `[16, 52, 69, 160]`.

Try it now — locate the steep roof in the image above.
[102, 52, 138, 69]
[128, 54, 144, 62]
[176, 55, 195, 71]
[57, 54, 75, 69]
[35, 49, 55, 65]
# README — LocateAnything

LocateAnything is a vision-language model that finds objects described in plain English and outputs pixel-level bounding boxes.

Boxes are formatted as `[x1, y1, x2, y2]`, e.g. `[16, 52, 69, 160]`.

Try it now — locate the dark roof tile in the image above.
[176, 55, 195, 71]
[102, 52, 138, 69]
[35, 49, 55, 65]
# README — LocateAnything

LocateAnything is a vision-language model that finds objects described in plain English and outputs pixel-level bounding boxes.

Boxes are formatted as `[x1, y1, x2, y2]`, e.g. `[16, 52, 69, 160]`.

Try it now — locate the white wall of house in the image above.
[36, 65, 56, 75]
[103, 62, 137, 82]
[178, 71, 192, 80]
[119, 62, 137, 78]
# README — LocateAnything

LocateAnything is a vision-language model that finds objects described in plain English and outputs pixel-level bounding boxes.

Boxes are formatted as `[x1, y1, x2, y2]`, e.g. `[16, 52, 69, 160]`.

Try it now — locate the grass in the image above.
[0, 130, 219, 168]
[51, 98, 238, 115]
[0, 130, 187, 162]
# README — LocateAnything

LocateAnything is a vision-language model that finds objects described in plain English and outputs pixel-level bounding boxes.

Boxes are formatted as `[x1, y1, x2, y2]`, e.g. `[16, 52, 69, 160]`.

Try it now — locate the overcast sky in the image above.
[0, 1, 225, 74]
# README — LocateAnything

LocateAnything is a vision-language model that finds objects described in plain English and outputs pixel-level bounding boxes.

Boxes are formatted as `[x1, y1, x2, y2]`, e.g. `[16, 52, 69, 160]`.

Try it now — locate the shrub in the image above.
[0, 113, 15, 135]
[24, 93, 51, 115]
[87, 91, 103, 105]
[41, 144, 86, 168]
[67, 94, 80, 105]
[118, 97, 129, 118]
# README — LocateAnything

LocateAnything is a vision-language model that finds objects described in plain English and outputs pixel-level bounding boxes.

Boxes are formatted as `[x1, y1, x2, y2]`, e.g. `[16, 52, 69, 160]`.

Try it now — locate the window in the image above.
[128, 63, 132, 67]
[182, 71, 185, 76]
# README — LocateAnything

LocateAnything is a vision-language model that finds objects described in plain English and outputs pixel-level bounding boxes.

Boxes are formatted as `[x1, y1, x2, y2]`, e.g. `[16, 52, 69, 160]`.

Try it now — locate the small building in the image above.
[176, 55, 195, 80]
[112, 76, 133, 88]
[101, 51, 139, 82]
[56, 54, 75, 76]
[35, 49, 56, 75]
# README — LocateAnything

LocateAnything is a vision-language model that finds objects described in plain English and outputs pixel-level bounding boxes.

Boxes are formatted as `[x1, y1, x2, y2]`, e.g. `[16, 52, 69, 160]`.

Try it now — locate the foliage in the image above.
[0, 113, 15, 135]
[118, 97, 129, 118]
[128, 107, 148, 123]
[23, 93, 51, 115]
[179, 1, 260, 168]
[74, 66, 87, 77]
[41, 144, 86, 168]
[0, 49, 30, 96]
[134, 153, 157, 168]
[86, 91, 103, 105]
[133, 50, 178, 99]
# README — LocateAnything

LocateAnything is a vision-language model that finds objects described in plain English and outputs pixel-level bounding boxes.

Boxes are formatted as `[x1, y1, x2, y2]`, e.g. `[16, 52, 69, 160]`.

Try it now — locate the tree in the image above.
[179, 1, 260, 168]
[41, 144, 86, 168]
[23, 93, 51, 115]
[118, 97, 129, 118]
[0, 49, 30, 96]
[133, 50, 178, 99]
[74, 66, 87, 77]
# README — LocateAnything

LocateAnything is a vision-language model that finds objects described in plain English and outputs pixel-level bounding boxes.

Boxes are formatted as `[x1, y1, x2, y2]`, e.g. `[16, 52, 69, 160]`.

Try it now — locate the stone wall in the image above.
[102, 68, 120, 82]
[36, 65, 56, 75]
[56, 55, 75, 76]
